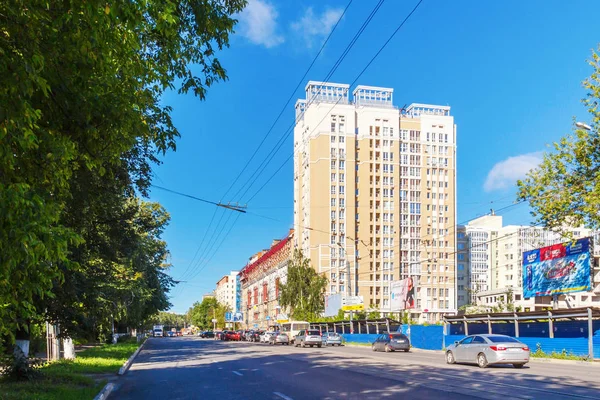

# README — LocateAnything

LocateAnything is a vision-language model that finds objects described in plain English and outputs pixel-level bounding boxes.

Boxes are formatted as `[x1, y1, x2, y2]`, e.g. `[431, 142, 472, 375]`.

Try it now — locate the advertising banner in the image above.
[324, 293, 343, 317]
[390, 278, 415, 311]
[341, 296, 364, 311]
[522, 237, 592, 298]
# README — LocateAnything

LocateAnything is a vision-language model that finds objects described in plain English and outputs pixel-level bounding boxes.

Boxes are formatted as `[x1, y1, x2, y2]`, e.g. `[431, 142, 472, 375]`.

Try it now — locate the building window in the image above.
[339, 160, 345, 169]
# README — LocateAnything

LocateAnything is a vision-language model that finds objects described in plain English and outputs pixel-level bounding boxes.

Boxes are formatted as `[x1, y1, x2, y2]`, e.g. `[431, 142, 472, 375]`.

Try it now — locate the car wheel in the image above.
[513, 363, 525, 369]
[446, 351, 455, 364]
[372, 344, 377, 352]
[477, 353, 488, 368]
[301, 341, 306, 348]
[385, 344, 392, 353]
[317, 344, 322, 348]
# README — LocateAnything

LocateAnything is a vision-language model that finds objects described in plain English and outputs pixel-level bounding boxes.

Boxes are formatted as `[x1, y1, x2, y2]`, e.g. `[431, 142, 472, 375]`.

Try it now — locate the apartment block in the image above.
[215, 271, 240, 314]
[458, 215, 600, 311]
[293, 81, 457, 322]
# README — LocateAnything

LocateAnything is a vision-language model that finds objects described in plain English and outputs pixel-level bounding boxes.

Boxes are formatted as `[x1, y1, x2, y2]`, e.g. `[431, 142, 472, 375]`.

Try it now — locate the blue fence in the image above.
[341, 324, 444, 350]
[339, 320, 600, 358]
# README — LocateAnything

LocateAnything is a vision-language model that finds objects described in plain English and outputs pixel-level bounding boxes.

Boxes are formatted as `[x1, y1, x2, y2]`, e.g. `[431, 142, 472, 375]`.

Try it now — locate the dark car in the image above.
[372, 333, 410, 352]
[200, 331, 215, 338]
[247, 330, 262, 342]
[218, 331, 228, 340]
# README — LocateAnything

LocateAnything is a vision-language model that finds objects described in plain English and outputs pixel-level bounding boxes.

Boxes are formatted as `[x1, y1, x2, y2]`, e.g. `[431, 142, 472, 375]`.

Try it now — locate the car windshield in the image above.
[307, 330, 320, 335]
[486, 336, 521, 343]
[391, 334, 407, 339]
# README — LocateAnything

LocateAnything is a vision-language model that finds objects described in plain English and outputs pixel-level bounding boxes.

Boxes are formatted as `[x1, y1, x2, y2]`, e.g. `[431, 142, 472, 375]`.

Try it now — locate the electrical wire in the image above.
[219, 0, 355, 203]
[242, 0, 425, 204]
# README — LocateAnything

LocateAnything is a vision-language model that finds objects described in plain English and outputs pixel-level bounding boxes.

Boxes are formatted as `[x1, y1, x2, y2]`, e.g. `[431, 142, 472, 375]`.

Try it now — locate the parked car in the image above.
[247, 330, 262, 342]
[199, 331, 215, 338]
[218, 331, 228, 340]
[269, 332, 289, 345]
[322, 332, 343, 346]
[295, 329, 322, 348]
[225, 331, 242, 341]
[167, 331, 175, 337]
[372, 333, 410, 352]
[445, 334, 530, 368]
[261, 331, 276, 343]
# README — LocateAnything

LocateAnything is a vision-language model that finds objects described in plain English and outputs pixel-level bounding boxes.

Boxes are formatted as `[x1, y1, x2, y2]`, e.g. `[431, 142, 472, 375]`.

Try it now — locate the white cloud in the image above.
[237, 0, 284, 48]
[484, 152, 544, 192]
[291, 7, 344, 49]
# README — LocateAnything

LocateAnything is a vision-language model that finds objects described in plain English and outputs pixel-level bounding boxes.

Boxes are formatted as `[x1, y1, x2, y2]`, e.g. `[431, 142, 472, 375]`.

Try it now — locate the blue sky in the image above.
[149, 0, 600, 313]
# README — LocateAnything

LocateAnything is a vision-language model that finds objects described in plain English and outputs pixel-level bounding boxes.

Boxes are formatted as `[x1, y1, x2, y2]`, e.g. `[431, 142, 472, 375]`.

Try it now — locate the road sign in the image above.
[265, 316, 271, 320]
[276, 313, 289, 323]
[341, 296, 364, 311]
[225, 312, 232, 322]
[211, 319, 218, 323]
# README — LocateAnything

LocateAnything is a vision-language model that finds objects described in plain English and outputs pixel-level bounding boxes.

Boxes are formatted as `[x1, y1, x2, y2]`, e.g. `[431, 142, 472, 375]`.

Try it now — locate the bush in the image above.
[1, 346, 42, 381]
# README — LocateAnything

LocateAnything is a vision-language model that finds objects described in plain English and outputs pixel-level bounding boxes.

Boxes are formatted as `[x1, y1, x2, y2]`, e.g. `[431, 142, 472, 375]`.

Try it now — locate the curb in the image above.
[93, 382, 116, 400]
[118, 338, 147, 376]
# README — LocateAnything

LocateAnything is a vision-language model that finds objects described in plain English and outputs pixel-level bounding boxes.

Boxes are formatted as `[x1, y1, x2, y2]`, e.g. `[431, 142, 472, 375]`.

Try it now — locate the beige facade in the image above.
[294, 82, 457, 322]
[215, 271, 239, 313]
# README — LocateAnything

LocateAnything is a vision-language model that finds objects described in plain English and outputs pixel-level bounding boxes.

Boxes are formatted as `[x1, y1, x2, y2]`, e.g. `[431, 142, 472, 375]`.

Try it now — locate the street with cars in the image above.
[112, 333, 600, 400]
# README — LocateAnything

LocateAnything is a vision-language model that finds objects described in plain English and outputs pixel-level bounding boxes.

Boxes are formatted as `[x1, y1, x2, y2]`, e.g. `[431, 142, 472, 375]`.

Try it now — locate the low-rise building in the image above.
[240, 230, 294, 330]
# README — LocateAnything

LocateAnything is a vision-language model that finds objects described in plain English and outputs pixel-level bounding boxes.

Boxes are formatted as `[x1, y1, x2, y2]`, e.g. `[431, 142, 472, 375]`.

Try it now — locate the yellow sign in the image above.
[342, 304, 364, 311]
[276, 320, 289, 324]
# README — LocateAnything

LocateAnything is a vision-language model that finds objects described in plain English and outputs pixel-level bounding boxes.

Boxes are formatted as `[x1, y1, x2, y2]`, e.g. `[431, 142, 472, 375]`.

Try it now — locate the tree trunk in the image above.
[15, 325, 30, 357]
[63, 338, 76, 359]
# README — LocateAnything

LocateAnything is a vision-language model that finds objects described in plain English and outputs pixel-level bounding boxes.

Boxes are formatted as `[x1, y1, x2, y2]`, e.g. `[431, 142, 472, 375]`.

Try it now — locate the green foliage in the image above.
[279, 249, 328, 322]
[0, 0, 246, 342]
[531, 343, 589, 361]
[1, 347, 42, 382]
[518, 46, 600, 231]
[366, 309, 381, 320]
[1, 342, 140, 399]
[187, 298, 229, 329]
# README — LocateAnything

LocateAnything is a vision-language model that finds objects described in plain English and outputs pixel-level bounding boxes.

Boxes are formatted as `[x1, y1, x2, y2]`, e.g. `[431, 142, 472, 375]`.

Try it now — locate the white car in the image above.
[260, 332, 276, 343]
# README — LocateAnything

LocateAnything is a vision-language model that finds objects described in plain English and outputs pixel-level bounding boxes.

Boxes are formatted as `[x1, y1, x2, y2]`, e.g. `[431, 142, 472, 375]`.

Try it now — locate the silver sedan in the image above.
[446, 334, 530, 368]
[269, 332, 290, 345]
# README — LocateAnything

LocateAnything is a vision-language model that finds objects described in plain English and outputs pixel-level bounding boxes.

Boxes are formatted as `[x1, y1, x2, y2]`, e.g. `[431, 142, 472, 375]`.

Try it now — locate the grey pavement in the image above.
[111, 336, 600, 400]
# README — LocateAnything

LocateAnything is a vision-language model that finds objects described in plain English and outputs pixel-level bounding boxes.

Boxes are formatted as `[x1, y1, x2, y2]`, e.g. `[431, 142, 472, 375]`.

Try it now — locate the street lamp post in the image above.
[575, 121, 592, 131]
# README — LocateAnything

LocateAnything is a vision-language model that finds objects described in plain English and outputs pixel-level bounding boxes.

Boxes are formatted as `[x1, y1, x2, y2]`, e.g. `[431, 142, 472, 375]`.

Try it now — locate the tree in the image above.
[366, 309, 381, 320]
[517, 46, 600, 231]
[187, 298, 230, 329]
[0, 0, 246, 342]
[279, 249, 328, 322]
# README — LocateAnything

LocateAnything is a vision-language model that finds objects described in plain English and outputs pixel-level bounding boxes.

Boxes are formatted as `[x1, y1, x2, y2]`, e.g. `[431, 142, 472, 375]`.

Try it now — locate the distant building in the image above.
[202, 292, 215, 301]
[458, 215, 600, 311]
[240, 230, 294, 329]
[215, 271, 239, 313]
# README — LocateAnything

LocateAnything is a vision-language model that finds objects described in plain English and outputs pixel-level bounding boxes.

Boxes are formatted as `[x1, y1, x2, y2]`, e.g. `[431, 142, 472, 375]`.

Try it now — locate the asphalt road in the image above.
[112, 337, 600, 400]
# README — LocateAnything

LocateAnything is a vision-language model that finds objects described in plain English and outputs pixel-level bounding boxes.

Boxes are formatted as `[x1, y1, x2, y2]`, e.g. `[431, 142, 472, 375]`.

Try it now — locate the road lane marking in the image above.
[232, 371, 243, 376]
[273, 392, 293, 400]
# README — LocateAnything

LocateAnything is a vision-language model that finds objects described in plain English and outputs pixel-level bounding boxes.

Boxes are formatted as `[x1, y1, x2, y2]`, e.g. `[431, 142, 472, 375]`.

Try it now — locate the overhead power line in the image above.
[151, 184, 247, 213]
[219, 0, 355, 203]
[243, 0, 425, 204]
[231, 0, 387, 204]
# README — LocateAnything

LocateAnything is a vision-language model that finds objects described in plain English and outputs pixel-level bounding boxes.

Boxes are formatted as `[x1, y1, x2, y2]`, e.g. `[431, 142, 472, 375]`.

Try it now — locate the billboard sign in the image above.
[390, 278, 415, 311]
[324, 293, 343, 317]
[341, 296, 364, 311]
[225, 312, 243, 322]
[522, 237, 592, 298]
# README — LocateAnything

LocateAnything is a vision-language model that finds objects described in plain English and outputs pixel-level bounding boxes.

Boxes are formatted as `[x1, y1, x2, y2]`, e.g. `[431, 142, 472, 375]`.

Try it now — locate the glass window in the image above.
[459, 336, 474, 345]
[487, 336, 521, 343]
[472, 336, 486, 344]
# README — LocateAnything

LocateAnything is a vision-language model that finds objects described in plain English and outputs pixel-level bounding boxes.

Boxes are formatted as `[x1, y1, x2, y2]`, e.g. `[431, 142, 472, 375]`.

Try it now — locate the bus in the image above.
[279, 321, 309, 343]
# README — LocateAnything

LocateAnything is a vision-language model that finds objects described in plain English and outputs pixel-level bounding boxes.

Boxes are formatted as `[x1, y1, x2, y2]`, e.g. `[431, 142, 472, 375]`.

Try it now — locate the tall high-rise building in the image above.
[294, 81, 457, 322]
[215, 271, 240, 313]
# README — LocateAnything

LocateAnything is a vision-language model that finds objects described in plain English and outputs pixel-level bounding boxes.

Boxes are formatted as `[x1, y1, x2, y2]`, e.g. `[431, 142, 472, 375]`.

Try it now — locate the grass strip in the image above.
[1, 340, 141, 400]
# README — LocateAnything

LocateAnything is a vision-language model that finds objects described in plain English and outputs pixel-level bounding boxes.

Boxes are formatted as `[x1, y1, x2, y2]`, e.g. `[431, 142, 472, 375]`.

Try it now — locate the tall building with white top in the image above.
[294, 81, 457, 322]
[215, 271, 240, 313]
